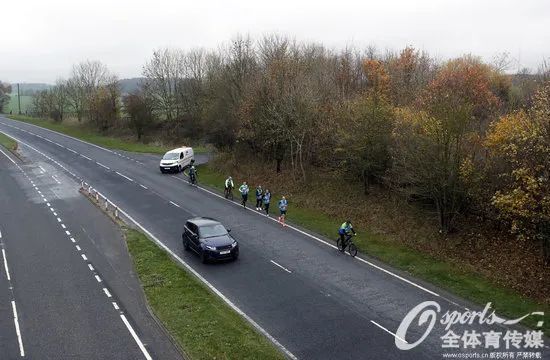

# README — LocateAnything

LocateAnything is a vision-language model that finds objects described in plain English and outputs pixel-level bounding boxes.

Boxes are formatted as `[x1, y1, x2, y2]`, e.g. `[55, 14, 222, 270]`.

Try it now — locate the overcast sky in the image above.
[1, 0, 548, 83]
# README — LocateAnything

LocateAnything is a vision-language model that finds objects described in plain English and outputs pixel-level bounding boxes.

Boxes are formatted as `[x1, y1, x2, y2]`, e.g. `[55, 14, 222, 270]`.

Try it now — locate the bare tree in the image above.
[142, 49, 182, 121]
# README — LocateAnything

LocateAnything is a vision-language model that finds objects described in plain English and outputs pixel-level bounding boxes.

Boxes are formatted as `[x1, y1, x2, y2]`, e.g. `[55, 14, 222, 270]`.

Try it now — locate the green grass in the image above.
[3, 95, 33, 114]
[6, 115, 208, 154]
[0, 132, 17, 152]
[198, 164, 549, 335]
[124, 228, 284, 360]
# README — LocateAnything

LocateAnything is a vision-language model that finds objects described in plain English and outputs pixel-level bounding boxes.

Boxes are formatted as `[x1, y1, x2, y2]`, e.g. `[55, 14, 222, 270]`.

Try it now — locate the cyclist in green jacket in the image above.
[338, 220, 356, 252]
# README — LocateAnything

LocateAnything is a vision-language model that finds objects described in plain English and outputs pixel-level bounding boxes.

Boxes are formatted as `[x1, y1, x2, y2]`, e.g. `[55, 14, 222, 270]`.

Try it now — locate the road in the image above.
[0, 115, 547, 360]
[0, 145, 183, 359]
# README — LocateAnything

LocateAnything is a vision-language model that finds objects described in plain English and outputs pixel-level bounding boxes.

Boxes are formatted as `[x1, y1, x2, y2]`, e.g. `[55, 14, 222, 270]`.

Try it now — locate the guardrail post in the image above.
[115, 206, 119, 218]
[95, 191, 99, 202]
[105, 199, 109, 211]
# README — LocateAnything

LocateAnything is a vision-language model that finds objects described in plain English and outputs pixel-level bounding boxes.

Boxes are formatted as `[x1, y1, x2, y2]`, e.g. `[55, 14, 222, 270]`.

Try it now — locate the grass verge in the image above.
[5, 115, 208, 154]
[197, 164, 549, 336]
[124, 228, 284, 360]
[0, 132, 17, 152]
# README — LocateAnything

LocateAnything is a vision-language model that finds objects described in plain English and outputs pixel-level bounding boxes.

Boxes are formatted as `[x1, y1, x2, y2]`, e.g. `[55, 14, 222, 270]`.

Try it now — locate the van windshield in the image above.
[163, 153, 179, 160]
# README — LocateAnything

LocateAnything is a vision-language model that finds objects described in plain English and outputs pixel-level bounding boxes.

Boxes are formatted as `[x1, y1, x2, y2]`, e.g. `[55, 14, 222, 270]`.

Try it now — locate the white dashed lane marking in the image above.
[270, 260, 292, 274]
[96, 162, 110, 170]
[169, 201, 180, 208]
[115, 171, 134, 182]
[370, 320, 408, 345]
[103, 288, 112, 298]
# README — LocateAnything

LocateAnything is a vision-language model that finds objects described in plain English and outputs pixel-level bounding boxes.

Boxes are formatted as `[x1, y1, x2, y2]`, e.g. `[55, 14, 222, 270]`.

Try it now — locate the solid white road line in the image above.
[115, 171, 134, 182]
[270, 260, 292, 274]
[370, 320, 408, 344]
[11, 301, 25, 357]
[2, 249, 11, 281]
[96, 162, 110, 170]
[120, 314, 153, 360]
[0, 148, 17, 165]
[169, 201, 181, 208]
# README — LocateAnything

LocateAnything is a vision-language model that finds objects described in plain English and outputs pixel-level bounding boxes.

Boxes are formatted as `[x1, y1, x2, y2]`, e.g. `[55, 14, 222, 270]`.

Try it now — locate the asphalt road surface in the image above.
[0, 116, 547, 360]
[0, 144, 183, 359]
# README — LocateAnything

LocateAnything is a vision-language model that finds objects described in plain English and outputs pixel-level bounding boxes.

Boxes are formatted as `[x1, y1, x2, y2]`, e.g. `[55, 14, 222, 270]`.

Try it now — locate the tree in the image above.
[142, 49, 182, 122]
[123, 90, 154, 140]
[88, 75, 120, 132]
[66, 60, 112, 122]
[0, 82, 11, 113]
[391, 57, 502, 232]
[336, 95, 394, 193]
[485, 83, 550, 264]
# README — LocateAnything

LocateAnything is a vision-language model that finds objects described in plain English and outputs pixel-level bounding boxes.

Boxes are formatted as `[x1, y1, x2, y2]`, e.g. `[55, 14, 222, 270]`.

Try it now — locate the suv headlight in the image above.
[205, 245, 216, 251]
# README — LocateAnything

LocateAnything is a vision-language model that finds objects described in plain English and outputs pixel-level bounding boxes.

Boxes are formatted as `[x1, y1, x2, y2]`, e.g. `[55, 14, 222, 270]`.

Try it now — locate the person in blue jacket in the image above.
[239, 182, 249, 208]
[263, 189, 271, 216]
[278, 196, 288, 226]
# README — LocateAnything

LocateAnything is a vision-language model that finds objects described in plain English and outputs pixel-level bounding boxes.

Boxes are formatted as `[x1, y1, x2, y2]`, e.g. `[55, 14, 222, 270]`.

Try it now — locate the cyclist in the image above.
[239, 181, 249, 208]
[255, 185, 263, 211]
[338, 220, 356, 252]
[278, 196, 288, 227]
[188, 165, 197, 184]
[224, 176, 234, 198]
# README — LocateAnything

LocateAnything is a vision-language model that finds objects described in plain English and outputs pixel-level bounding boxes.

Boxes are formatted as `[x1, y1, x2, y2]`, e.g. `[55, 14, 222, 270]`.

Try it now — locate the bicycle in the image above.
[224, 186, 234, 200]
[336, 234, 358, 257]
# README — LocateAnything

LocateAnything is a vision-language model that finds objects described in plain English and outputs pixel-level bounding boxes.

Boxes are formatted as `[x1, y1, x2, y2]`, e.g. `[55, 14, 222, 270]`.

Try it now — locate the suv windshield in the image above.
[163, 153, 179, 160]
[200, 224, 227, 238]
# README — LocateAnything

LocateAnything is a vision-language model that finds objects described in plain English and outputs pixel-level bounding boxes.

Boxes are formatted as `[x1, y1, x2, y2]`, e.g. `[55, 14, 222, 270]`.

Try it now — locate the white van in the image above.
[159, 147, 194, 173]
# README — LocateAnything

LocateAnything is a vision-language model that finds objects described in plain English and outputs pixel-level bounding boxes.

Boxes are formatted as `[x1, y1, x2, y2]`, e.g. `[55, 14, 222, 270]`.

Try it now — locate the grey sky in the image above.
[2, 0, 548, 83]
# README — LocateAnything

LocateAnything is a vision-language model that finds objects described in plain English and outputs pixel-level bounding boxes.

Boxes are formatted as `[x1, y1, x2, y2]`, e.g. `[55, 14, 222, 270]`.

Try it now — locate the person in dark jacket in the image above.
[263, 189, 271, 216]
[255, 185, 263, 211]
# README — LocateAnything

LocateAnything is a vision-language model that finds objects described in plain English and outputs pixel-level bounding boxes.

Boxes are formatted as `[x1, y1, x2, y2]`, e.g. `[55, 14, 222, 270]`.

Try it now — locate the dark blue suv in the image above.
[182, 217, 239, 263]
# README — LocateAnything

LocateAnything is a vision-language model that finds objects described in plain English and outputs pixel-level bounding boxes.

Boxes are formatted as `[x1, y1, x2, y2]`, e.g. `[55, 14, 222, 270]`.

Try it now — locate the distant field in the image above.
[3, 95, 33, 114]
